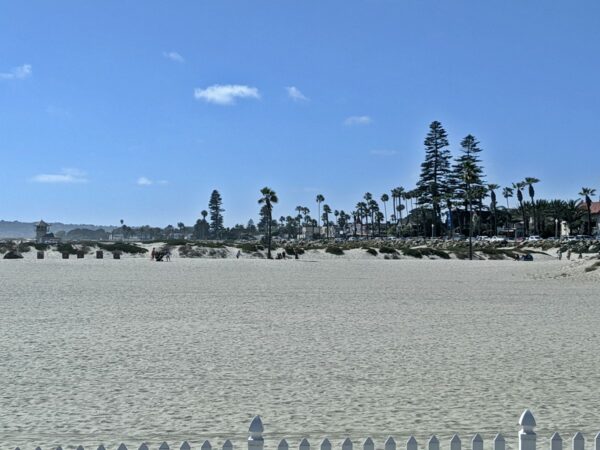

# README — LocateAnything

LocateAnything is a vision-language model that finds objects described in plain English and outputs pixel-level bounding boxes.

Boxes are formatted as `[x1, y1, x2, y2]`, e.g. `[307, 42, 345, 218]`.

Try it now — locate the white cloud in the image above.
[137, 177, 168, 186]
[0, 64, 32, 80]
[344, 115, 372, 126]
[194, 84, 260, 105]
[370, 149, 398, 156]
[286, 86, 308, 102]
[137, 177, 153, 186]
[31, 168, 87, 184]
[162, 51, 184, 63]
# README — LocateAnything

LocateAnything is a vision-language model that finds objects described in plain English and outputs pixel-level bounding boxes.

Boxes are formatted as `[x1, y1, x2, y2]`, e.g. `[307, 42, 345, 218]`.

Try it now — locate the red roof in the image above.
[582, 201, 600, 214]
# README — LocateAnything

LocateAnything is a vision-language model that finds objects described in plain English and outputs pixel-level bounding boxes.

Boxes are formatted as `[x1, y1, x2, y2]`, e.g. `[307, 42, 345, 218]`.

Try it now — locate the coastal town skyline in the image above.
[2, 1, 599, 226]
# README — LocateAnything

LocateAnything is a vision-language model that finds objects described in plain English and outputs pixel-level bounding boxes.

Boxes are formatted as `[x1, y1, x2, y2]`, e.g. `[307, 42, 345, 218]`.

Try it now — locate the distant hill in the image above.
[0, 220, 116, 239]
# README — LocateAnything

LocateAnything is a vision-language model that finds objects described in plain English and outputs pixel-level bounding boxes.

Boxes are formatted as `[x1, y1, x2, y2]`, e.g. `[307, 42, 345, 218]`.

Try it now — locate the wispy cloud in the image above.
[137, 176, 153, 186]
[344, 115, 372, 126]
[0, 64, 32, 80]
[31, 168, 87, 184]
[370, 149, 398, 156]
[137, 177, 168, 186]
[162, 51, 184, 63]
[194, 84, 260, 105]
[286, 86, 308, 102]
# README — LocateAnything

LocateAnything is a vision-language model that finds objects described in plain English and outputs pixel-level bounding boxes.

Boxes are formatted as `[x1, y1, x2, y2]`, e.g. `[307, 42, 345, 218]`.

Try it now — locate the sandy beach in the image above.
[1, 258, 599, 449]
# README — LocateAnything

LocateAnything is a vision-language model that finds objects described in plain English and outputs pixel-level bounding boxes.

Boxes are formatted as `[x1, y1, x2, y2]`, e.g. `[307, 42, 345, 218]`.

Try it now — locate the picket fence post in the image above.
[572, 433, 584, 450]
[385, 436, 396, 450]
[278, 440, 289, 450]
[299, 438, 310, 450]
[407, 436, 418, 450]
[321, 438, 332, 450]
[519, 409, 537, 450]
[428, 435, 439, 450]
[223, 440, 233, 450]
[181, 442, 191, 450]
[551, 432, 562, 450]
[494, 434, 505, 450]
[450, 434, 461, 450]
[248, 416, 264, 450]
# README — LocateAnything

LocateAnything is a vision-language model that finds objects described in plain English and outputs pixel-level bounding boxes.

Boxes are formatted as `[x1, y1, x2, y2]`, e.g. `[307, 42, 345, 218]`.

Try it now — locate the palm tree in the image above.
[176, 222, 185, 237]
[396, 204, 405, 236]
[322, 204, 332, 239]
[502, 187, 513, 209]
[524, 177, 540, 233]
[513, 182, 527, 237]
[368, 199, 378, 237]
[381, 193, 389, 225]
[579, 187, 597, 235]
[315, 194, 325, 236]
[375, 211, 384, 236]
[488, 184, 500, 236]
[258, 187, 278, 258]
[462, 161, 477, 260]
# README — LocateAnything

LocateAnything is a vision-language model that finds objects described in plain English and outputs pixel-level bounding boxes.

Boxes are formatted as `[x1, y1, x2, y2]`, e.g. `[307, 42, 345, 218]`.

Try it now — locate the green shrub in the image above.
[98, 243, 147, 254]
[284, 246, 304, 255]
[33, 243, 49, 251]
[402, 248, 422, 258]
[165, 239, 187, 246]
[365, 248, 378, 256]
[57, 243, 78, 254]
[423, 248, 450, 259]
[325, 246, 344, 255]
[378, 246, 397, 254]
[17, 242, 31, 252]
[585, 262, 600, 273]
[240, 243, 262, 253]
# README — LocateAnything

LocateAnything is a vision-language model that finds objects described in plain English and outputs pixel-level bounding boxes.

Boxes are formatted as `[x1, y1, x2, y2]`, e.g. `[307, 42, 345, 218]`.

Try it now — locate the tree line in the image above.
[114, 121, 597, 248]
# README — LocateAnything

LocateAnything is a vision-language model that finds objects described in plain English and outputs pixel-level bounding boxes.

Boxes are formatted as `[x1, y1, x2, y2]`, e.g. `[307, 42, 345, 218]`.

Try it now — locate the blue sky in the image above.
[1, 1, 599, 227]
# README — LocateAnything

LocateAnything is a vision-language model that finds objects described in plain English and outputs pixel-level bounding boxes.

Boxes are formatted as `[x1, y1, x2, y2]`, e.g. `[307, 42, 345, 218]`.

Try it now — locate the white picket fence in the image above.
[14, 410, 600, 450]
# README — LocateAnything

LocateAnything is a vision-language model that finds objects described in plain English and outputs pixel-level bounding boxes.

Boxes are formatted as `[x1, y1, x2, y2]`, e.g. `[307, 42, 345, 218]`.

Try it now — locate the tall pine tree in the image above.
[416, 121, 452, 236]
[208, 189, 224, 238]
[449, 135, 486, 236]
[451, 135, 486, 203]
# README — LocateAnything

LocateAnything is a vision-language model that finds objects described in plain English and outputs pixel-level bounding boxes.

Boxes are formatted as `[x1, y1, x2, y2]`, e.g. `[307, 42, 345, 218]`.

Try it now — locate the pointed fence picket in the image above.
[299, 439, 310, 450]
[11, 410, 600, 450]
[494, 434, 505, 450]
[278, 440, 289, 450]
[450, 434, 461, 450]
[427, 435, 439, 450]
[551, 433, 562, 450]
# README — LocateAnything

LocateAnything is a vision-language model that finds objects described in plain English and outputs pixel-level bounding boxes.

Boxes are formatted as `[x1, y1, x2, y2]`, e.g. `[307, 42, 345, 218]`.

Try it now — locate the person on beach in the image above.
[151, 248, 156, 260]
[566, 249, 572, 260]
[236, 250, 241, 259]
[558, 249, 562, 260]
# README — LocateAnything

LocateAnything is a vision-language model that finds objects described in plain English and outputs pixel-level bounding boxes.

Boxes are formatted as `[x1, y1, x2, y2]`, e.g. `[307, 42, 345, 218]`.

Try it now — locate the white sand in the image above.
[0, 258, 599, 449]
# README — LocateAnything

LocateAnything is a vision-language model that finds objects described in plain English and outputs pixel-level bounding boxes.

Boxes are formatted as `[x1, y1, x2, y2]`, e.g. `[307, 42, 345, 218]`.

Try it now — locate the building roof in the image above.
[36, 220, 49, 227]
[580, 201, 600, 215]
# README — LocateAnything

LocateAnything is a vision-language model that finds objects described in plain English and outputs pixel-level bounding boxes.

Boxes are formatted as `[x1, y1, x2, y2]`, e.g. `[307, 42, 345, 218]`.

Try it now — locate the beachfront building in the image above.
[35, 220, 60, 243]
[299, 225, 319, 240]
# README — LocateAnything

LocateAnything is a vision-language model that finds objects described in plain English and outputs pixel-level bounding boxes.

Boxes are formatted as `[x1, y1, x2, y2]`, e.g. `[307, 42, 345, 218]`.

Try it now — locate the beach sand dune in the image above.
[0, 259, 598, 448]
